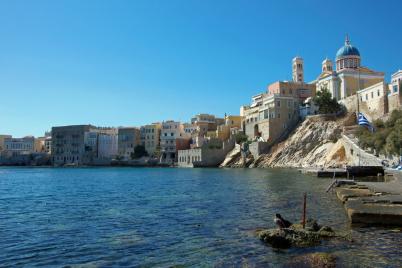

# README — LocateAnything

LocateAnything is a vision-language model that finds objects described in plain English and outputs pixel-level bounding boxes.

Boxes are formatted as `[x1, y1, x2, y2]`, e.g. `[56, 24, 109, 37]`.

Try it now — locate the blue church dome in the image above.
[336, 36, 360, 59]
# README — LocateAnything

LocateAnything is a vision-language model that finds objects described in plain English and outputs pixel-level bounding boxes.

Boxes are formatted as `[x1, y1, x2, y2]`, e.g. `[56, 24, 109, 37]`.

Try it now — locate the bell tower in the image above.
[292, 56, 304, 83]
[322, 58, 333, 72]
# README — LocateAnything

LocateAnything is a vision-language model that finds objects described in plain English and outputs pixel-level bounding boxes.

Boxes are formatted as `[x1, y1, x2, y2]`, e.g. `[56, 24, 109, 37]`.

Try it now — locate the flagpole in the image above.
[357, 65, 361, 166]
[357, 67, 360, 117]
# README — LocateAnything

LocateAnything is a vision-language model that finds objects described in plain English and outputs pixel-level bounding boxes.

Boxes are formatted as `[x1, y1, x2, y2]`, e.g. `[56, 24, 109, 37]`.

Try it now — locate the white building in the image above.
[160, 121, 189, 163]
[84, 129, 118, 160]
[98, 132, 118, 159]
[3, 136, 35, 156]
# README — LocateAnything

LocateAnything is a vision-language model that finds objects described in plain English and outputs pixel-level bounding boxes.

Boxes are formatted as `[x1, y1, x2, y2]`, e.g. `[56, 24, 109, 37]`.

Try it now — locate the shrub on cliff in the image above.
[234, 132, 248, 144]
[313, 88, 342, 114]
[356, 110, 402, 156]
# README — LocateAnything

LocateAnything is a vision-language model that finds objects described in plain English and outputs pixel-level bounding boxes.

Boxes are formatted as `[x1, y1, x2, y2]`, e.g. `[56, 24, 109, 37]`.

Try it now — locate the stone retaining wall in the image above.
[341, 134, 382, 166]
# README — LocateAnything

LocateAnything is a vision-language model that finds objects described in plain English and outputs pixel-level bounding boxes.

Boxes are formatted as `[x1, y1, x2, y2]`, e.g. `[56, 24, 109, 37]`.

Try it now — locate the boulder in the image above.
[258, 228, 321, 249]
[257, 221, 345, 249]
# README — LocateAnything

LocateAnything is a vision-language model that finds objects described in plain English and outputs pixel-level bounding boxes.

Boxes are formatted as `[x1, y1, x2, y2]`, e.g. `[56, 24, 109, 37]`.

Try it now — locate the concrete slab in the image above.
[345, 199, 402, 226]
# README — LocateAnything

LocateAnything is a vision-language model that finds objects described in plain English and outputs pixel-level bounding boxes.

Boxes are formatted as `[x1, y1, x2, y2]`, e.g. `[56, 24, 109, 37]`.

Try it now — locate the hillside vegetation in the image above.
[356, 110, 402, 156]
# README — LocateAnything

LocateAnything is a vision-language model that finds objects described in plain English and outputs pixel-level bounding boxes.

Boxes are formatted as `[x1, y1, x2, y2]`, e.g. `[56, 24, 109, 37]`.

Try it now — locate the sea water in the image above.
[0, 167, 401, 267]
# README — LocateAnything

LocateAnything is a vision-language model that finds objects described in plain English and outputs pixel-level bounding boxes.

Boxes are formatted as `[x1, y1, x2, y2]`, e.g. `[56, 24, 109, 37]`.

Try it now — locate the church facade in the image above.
[315, 36, 384, 101]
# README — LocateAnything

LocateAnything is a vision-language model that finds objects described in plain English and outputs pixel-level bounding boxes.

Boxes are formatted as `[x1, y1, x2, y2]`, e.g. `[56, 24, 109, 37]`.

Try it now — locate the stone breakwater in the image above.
[335, 171, 402, 226]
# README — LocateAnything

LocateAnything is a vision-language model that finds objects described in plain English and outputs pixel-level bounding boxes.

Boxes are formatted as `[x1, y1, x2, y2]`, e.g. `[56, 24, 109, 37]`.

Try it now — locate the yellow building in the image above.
[34, 137, 46, 153]
[316, 36, 384, 100]
[0, 135, 12, 151]
[140, 123, 161, 157]
[206, 115, 243, 141]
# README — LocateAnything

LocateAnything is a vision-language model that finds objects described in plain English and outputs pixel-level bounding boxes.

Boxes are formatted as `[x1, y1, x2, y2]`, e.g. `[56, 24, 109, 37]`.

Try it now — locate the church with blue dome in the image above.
[315, 35, 384, 101]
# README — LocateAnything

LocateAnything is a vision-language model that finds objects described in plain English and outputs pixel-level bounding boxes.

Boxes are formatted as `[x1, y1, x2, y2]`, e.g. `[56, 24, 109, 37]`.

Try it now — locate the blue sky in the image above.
[1, 0, 401, 137]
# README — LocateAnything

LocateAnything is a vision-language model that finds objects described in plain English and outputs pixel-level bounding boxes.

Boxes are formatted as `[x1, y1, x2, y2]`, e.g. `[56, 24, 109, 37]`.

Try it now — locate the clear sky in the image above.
[1, 0, 401, 137]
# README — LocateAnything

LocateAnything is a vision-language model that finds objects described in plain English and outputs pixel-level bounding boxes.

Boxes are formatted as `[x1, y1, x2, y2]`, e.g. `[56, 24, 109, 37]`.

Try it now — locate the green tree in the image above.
[234, 132, 248, 144]
[131, 145, 148, 159]
[313, 88, 341, 114]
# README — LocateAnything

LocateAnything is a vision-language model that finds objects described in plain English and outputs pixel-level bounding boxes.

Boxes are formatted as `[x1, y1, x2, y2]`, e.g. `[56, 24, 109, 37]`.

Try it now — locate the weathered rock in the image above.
[258, 221, 347, 249]
[305, 218, 321, 232]
[253, 115, 352, 169]
[287, 252, 337, 268]
[220, 144, 254, 168]
[219, 144, 241, 167]
[258, 228, 321, 248]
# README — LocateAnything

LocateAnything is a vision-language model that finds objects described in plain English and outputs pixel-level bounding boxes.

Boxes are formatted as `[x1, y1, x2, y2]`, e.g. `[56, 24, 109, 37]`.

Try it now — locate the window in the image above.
[288, 113, 291, 119]
[264, 110, 269, 119]
[287, 100, 291, 107]
[276, 100, 281, 107]
[371, 92, 374, 99]
[277, 113, 280, 118]
[377, 90, 380, 97]
[365, 94, 368, 101]
[393, 85, 398, 93]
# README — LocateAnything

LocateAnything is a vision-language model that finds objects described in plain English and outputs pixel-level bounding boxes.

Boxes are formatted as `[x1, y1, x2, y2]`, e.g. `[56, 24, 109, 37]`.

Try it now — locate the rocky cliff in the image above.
[221, 114, 363, 168]
[255, 115, 347, 168]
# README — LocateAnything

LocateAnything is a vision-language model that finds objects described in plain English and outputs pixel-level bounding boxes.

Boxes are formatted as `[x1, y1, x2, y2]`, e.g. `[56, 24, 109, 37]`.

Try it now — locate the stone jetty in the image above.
[335, 170, 402, 226]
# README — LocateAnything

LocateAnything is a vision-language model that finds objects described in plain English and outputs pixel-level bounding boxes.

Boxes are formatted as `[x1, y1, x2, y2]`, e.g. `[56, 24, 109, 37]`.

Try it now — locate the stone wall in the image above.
[340, 94, 387, 121]
[249, 141, 270, 159]
[341, 134, 382, 166]
[388, 93, 402, 112]
[178, 137, 235, 167]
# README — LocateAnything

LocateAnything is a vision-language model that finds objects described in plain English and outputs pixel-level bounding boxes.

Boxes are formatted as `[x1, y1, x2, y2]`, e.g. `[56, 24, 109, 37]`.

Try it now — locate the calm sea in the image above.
[0, 167, 401, 267]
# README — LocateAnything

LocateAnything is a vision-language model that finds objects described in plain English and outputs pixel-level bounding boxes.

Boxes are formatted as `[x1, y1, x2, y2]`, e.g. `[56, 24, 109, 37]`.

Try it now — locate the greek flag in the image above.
[358, 112, 373, 131]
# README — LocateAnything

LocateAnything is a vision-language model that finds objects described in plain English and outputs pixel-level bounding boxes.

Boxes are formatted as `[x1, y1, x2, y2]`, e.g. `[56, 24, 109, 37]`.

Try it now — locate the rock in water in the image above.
[306, 218, 321, 231]
[257, 221, 344, 249]
[258, 228, 321, 249]
[287, 252, 337, 268]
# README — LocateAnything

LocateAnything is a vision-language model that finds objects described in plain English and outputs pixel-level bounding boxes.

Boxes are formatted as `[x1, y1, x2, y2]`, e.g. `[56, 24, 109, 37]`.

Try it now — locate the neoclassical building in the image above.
[315, 36, 384, 100]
